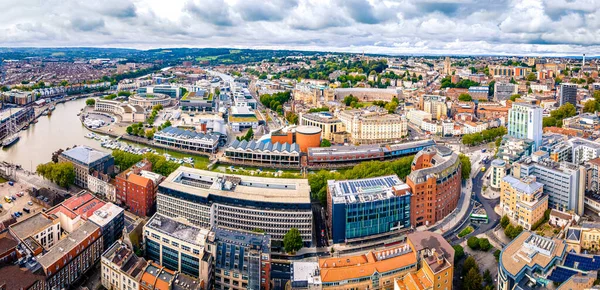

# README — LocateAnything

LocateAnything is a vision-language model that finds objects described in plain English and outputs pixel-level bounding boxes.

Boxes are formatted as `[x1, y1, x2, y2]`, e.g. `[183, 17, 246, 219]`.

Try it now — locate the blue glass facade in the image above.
[332, 194, 410, 243]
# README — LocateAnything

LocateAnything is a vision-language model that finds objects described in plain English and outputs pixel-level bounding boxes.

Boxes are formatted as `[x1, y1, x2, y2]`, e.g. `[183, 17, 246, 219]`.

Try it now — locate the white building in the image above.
[229, 106, 259, 132]
[95, 99, 146, 123]
[337, 109, 407, 144]
[406, 109, 432, 128]
[568, 137, 600, 164]
[507, 103, 543, 150]
[88, 172, 116, 202]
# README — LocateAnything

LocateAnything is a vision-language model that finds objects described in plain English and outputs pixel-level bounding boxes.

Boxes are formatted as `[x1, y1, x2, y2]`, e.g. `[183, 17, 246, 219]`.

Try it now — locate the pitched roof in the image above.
[128, 173, 153, 188]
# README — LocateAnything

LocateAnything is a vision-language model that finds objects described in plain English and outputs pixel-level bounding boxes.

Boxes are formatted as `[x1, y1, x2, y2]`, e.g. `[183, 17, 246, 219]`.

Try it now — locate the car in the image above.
[321, 229, 325, 237]
[23, 208, 30, 214]
[11, 196, 16, 201]
[8, 181, 14, 186]
[17, 192, 24, 197]
[28, 201, 33, 206]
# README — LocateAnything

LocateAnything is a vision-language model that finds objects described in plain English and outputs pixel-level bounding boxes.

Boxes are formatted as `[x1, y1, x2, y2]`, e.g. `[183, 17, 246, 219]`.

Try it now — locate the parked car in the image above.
[27, 201, 33, 206]
[8, 181, 14, 186]
[23, 208, 30, 214]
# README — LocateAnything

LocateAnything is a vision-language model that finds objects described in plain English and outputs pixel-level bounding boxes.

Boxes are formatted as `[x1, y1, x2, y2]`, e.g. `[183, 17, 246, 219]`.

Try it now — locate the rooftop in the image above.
[60, 145, 111, 166]
[38, 221, 100, 269]
[502, 175, 544, 195]
[407, 145, 459, 182]
[9, 213, 53, 241]
[60, 191, 106, 219]
[407, 231, 455, 266]
[155, 126, 219, 142]
[500, 231, 566, 277]
[328, 175, 410, 205]
[159, 166, 311, 205]
[146, 213, 209, 247]
[87, 202, 124, 227]
[227, 140, 300, 154]
[214, 227, 270, 253]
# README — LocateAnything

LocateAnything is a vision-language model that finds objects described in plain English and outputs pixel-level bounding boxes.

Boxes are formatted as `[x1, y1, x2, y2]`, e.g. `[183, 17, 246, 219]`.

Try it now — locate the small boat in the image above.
[85, 133, 96, 139]
[21, 125, 29, 131]
[2, 135, 20, 148]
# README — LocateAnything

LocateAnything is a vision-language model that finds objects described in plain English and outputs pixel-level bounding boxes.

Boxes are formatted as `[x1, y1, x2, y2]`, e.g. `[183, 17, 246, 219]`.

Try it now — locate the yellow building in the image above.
[500, 175, 548, 230]
[567, 222, 600, 252]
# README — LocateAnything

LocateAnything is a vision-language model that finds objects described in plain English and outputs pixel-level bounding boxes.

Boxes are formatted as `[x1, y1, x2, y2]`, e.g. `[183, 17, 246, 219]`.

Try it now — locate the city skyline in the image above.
[2, 0, 600, 56]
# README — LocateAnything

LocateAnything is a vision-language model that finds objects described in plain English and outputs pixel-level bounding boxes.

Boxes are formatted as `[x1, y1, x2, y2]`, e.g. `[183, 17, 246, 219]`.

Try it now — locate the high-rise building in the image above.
[500, 176, 548, 230]
[560, 83, 577, 107]
[406, 146, 462, 227]
[507, 103, 543, 151]
[327, 175, 411, 244]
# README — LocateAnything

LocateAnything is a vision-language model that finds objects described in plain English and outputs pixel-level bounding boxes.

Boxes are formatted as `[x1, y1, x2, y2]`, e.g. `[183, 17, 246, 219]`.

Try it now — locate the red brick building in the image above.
[116, 160, 163, 217]
[406, 146, 462, 227]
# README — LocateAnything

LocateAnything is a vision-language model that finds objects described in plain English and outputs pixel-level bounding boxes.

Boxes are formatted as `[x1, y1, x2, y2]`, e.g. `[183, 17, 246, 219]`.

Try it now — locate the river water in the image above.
[0, 98, 102, 171]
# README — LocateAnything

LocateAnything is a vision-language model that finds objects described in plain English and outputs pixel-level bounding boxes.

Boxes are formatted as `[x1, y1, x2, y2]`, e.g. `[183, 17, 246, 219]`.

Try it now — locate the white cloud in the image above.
[0, 0, 599, 55]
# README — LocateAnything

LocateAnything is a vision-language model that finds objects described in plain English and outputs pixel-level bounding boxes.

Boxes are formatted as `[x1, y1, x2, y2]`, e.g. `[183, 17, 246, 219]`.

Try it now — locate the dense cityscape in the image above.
[2, 2, 600, 290]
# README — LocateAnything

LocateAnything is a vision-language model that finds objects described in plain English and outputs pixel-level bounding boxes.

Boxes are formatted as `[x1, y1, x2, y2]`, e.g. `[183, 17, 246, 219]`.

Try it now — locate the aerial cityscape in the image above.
[2, 1, 600, 290]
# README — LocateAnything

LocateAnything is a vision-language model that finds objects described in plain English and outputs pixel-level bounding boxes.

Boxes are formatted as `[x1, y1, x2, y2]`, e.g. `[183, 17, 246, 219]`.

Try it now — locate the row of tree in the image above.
[112, 149, 181, 177]
[542, 103, 577, 128]
[259, 91, 291, 115]
[440, 76, 480, 89]
[461, 126, 507, 146]
[36, 162, 75, 188]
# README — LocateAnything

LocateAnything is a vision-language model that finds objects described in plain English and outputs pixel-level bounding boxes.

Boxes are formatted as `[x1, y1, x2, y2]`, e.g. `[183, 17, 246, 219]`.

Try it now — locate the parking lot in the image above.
[0, 181, 45, 222]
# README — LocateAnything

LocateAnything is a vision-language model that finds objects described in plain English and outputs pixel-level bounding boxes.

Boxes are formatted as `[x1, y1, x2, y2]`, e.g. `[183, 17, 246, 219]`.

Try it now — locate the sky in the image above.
[1, 0, 600, 56]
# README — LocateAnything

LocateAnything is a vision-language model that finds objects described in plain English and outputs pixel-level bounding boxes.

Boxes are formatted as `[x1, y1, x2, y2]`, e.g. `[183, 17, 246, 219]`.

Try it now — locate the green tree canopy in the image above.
[36, 162, 75, 188]
[458, 93, 473, 102]
[465, 268, 483, 290]
[467, 236, 480, 250]
[459, 154, 471, 180]
[321, 139, 331, 147]
[283, 228, 303, 253]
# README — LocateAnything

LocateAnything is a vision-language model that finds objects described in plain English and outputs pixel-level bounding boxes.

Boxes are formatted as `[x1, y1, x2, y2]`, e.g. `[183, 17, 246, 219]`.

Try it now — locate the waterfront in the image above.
[0, 98, 101, 171]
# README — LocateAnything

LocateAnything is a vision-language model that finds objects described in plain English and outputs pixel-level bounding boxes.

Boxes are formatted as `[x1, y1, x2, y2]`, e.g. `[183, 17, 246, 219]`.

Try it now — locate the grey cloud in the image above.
[234, 0, 299, 22]
[185, 0, 235, 26]
[111, 4, 137, 18]
[71, 18, 105, 32]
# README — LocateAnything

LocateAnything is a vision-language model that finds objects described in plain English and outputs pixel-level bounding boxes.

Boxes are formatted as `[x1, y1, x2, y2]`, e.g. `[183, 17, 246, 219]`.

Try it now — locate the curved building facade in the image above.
[128, 93, 172, 110]
[296, 125, 321, 152]
[406, 145, 461, 227]
[491, 159, 507, 189]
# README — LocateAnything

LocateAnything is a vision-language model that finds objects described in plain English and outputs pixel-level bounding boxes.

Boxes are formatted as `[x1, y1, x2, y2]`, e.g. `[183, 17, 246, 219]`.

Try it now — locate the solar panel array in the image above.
[564, 253, 600, 271]
[338, 176, 399, 195]
[547, 267, 578, 283]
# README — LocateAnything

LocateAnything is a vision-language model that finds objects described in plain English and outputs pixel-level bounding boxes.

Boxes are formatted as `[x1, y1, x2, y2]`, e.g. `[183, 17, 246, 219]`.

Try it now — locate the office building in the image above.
[88, 202, 125, 251]
[144, 213, 212, 281]
[406, 146, 461, 227]
[101, 241, 148, 290]
[299, 112, 344, 140]
[497, 136, 536, 162]
[406, 110, 432, 128]
[468, 86, 490, 101]
[116, 159, 164, 217]
[129, 93, 172, 110]
[156, 167, 313, 244]
[494, 82, 518, 101]
[211, 228, 271, 290]
[498, 232, 566, 290]
[224, 139, 301, 168]
[58, 146, 115, 188]
[327, 175, 411, 244]
[154, 127, 220, 153]
[507, 103, 543, 150]
[560, 83, 577, 107]
[138, 85, 182, 98]
[513, 156, 586, 215]
[229, 106, 259, 132]
[422, 95, 448, 120]
[180, 91, 215, 112]
[0, 107, 34, 140]
[139, 261, 202, 290]
[490, 159, 507, 190]
[500, 176, 548, 230]
[587, 158, 600, 193]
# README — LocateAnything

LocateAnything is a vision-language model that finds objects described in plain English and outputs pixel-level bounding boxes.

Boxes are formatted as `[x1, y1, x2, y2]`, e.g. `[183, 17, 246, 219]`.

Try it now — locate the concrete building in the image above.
[500, 176, 548, 230]
[144, 213, 212, 281]
[468, 86, 490, 101]
[334, 88, 400, 102]
[0, 106, 34, 140]
[88, 170, 116, 202]
[153, 127, 220, 153]
[327, 175, 411, 244]
[229, 106, 258, 132]
[299, 112, 344, 141]
[560, 83, 577, 107]
[587, 158, 600, 193]
[224, 139, 301, 168]
[95, 99, 146, 123]
[568, 137, 600, 164]
[101, 240, 148, 290]
[156, 167, 313, 244]
[490, 159, 507, 190]
[58, 146, 114, 188]
[494, 82, 518, 101]
[507, 103, 543, 151]
[422, 95, 448, 120]
[137, 85, 181, 99]
[88, 202, 125, 251]
[211, 228, 271, 290]
[129, 93, 172, 110]
[338, 109, 408, 144]
[406, 146, 461, 227]
[406, 110, 432, 128]
[180, 91, 215, 112]
[513, 156, 586, 215]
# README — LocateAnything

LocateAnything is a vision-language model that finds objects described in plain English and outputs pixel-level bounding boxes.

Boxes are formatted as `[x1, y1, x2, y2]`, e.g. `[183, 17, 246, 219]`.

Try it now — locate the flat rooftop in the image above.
[214, 227, 270, 253]
[87, 202, 124, 227]
[500, 231, 565, 277]
[38, 221, 100, 269]
[9, 213, 53, 240]
[61, 192, 106, 219]
[328, 175, 410, 205]
[146, 213, 209, 247]
[160, 166, 311, 205]
[0, 107, 25, 122]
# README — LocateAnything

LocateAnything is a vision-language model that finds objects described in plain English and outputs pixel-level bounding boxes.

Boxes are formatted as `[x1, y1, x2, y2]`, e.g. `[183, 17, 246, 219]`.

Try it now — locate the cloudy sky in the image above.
[1, 0, 600, 56]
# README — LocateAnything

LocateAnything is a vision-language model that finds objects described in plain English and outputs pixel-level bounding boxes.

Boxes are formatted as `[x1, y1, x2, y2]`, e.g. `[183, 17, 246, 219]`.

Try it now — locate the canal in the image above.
[0, 98, 101, 171]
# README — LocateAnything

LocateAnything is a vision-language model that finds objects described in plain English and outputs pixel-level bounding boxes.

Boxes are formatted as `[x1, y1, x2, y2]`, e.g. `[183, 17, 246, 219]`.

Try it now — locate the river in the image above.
[0, 98, 101, 171]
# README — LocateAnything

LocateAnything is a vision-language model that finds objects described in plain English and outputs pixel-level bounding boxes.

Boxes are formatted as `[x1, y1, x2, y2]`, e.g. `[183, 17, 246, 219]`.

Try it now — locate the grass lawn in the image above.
[0, 176, 7, 183]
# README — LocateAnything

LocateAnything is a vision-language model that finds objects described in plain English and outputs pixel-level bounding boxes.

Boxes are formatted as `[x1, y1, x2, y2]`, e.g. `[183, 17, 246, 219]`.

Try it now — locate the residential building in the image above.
[334, 88, 400, 102]
[468, 86, 489, 101]
[210, 228, 271, 290]
[0, 231, 18, 265]
[559, 83, 577, 107]
[507, 103, 543, 150]
[402, 231, 455, 290]
[140, 261, 177, 290]
[0, 107, 35, 140]
[58, 146, 114, 188]
[500, 176, 548, 230]
[406, 146, 461, 227]
[422, 95, 448, 120]
[568, 137, 600, 164]
[144, 213, 212, 281]
[101, 240, 148, 290]
[327, 175, 411, 244]
[337, 109, 407, 145]
[513, 156, 586, 215]
[9, 212, 62, 250]
[299, 112, 344, 141]
[116, 160, 164, 217]
[88, 170, 116, 202]
[498, 232, 566, 290]
[0, 265, 45, 290]
[156, 167, 313, 244]
[153, 127, 220, 153]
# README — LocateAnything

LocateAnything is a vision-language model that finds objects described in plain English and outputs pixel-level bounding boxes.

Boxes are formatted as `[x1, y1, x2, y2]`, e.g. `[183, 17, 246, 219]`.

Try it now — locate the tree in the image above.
[321, 139, 331, 147]
[126, 126, 133, 135]
[453, 245, 465, 263]
[494, 249, 501, 262]
[36, 162, 75, 188]
[509, 94, 520, 102]
[465, 268, 483, 290]
[252, 228, 266, 233]
[343, 95, 359, 106]
[500, 215, 510, 228]
[543, 117, 559, 128]
[526, 72, 537, 81]
[478, 238, 492, 251]
[467, 236, 480, 250]
[459, 154, 471, 180]
[86, 98, 95, 106]
[583, 99, 599, 113]
[458, 93, 473, 102]
[483, 269, 493, 285]
[283, 228, 303, 253]
[463, 256, 479, 275]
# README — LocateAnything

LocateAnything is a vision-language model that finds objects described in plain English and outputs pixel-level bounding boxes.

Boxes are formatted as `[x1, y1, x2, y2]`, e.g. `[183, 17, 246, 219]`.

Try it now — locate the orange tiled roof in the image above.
[127, 174, 152, 188]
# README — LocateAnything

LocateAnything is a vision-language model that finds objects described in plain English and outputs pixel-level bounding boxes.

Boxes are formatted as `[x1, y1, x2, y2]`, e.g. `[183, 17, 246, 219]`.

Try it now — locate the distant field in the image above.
[229, 49, 241, 54]
[51, 52, 65, 56]
[196, 55, 220, 61]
